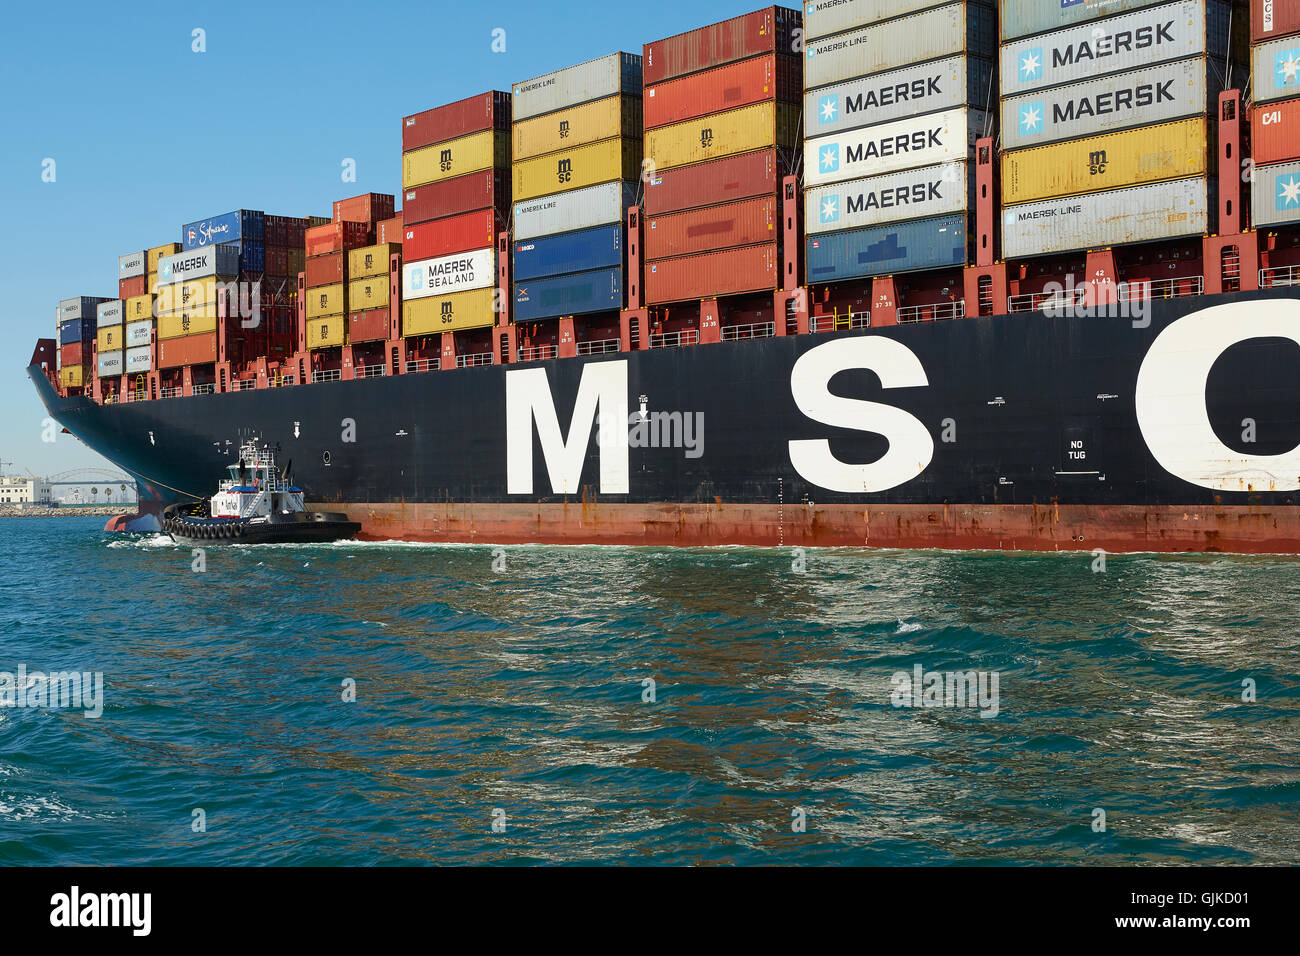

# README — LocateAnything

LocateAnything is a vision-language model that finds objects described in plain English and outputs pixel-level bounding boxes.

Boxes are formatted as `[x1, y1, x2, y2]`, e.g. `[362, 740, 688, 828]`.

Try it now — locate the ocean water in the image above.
[1, 515, 1298, 866]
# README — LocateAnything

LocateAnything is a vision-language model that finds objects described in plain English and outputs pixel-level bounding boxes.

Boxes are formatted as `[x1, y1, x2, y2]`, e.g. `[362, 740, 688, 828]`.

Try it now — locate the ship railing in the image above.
[355, 364, 387, 379]
[271, 374, 296, 387]
[809, 311, 870, 333]
[192, 383, 215, 395]
[517, 344, 559, 362]
[898, 301, 965, 324]
[312, 369, 342, 383]
[1119, 276, 1203, 301]
[1007, 289, 1086, 313]
[1261, 264, 1300, 288]
[160, 386, 182, 398]
[124, 390, 146, 403]
[576, 338, 620, 356]
[405, 358, 441, 374]
[456, 352, 493, 369]
[231, 378, 256, 392]
[721, 321, 775, 341]
[649, 329, 699, 349]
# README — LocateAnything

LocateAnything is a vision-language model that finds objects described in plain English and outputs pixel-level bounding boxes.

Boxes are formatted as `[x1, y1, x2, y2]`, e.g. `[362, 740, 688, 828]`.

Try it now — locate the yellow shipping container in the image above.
[644, 101, 797, 172]
[60, 366, 83, 388]
[125, 293, 155, 322]
[1002, 118, 1208, 205]
[512, 136, 642, 202]
[156, 277, 221, 315]
[347, 277, 390, 312]
[158, 312, 218, 339]
[96, 326, 124, 353]
[402, 129, 510, 189]
[347, 244, 397, 280]
[147, 271, 158, 293]
[147, 243, 181, 272]
[403, 287, 497, 336]
[305, 282, 346, 319]
[512, 95, 642, 161]
[306, 316, 346, 350]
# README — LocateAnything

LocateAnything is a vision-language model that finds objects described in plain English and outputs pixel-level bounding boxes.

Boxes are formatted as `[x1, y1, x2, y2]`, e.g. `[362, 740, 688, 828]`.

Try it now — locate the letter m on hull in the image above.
[507, 360, 629, 494]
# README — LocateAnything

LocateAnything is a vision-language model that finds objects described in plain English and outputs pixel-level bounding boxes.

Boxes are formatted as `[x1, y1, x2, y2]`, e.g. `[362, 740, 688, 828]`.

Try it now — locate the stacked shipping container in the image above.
[95, 300, 125, 380]
[155, 245, 239, 369]
[116, 251, 152, 380]
[1250, 0, 1300, 227]
[304, 219, 370, 350]
[56, 297, 112, 389]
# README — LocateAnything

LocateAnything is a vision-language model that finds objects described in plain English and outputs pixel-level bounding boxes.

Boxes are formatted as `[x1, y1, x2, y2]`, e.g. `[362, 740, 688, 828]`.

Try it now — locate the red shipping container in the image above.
[266, 245, 289, 276]
[305, 221, 371, 257]
[61, 342, 84, 367]
[402, 169, 509, 226]
[158, 332, 218, 369]
[119, 275, 147, 298]
[645, 196, 778, 259]
[402, 91, 512, 153]
[376, 214, 404, 245]
[305, 252, 345, 288]
[402, 209, 498, 262]
[643, 6, 801, 85]
[645, 242, 778, 304]
[1253, 97, 1300, 165]
[348, 308, 391, 343]
[643, 148, 780, 216]
[333, 193, 396, 225]
[644, 53, 801, 129]
[1253, 0, 1300, 43]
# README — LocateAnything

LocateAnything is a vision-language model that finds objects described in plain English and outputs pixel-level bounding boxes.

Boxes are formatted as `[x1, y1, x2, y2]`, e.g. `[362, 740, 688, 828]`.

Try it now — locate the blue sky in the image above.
[0, 0, 766, 477]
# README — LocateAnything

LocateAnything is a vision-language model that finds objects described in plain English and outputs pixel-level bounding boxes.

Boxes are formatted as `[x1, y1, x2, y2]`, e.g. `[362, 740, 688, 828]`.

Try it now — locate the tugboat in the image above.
[161, 439, 361, 545]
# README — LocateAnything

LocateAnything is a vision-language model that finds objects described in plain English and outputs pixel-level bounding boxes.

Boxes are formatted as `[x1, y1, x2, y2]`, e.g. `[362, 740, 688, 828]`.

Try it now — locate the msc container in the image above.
[1000, 57, 1211, 151]
[806, 55, 993, 138]
[804, 2, 995, 92]
[513, 181, 638, 240]
[1002, 177, 1209, 258]
[402, 130, 510, 190]
[1253, 0, 1300, 43]
[118, 251, 145, 279]
[643, 6, 802, 85]
[305, 283, 346, 319]
[1000, 1, 1227, 97]
[306, 316, 346, 350]
[157, 332, 218, 368]
[96, 326, 124, 353]
[645, 243, 778, 303]
[96, 299, 124, 327]
[147, 243, 181, 272]
[376, 215, 404, 244]
[804, 0, 953, 41]
[59, 365, 84, 388]
[513, 224, 623, 282]
[157, 246, 239, 284]
[805, 162, 970, 234]
[348, 244, 397, 279]
[514, 266, 623, 320]
[305, 221, 371, 258]
[402, 91, 511, 153]
[1001, 0, 1169, 42]
[403, 170, 508, 225]
[512, 52, 643, 121]
[126, 320, 153, 348]
[645, 196, 778, 258]
[645, 149, 781, 218]
[1253, 36, 1300, 105]
[644, 54, 801, 130]
[182, 210, 264, 250]
[644, 101, 798, 171]
[512, 95, 642, 161]
[1252, 159, 1300, 227]
[402, 287, 497, 336]
[804, 108, 987, 188]
[125, 345, 152, 373]
[512, 138, 641, 202]
[305, 252, 344, 288]
[402, 209, 498, 261]
[348, 308, 391, 343]
[119, 275, 147, 299]
[1001, 116, 1208, 204]
[58, 297, 112, 321]
[125, 293, 154, 322]
[805, 214, 967, 282]
[97, 351, 123, 377]
[403, 248, 496, 298]
[60, 342, 84, 366]
[158, 312, 217, 340]
[1253, 97, 1300, 165]
[333, 193, 396, 225]
[157, 277, 221, 315]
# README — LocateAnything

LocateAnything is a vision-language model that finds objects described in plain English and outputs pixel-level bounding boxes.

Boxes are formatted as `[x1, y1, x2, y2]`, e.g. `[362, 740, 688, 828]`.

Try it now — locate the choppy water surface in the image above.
[1, 516, 1297, 865]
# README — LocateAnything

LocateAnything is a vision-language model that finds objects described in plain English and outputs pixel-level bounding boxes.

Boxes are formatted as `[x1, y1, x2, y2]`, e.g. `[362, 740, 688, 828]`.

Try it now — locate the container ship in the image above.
[29, 0, 1300, 552]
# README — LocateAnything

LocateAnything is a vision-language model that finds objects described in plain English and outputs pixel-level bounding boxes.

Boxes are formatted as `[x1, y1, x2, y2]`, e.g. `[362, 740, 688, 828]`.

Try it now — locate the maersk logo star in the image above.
[1276, 49, 1300, 87]
[1019, 47, 1043, 83]
[818, 94, 838, 124]
[1019, 102, 1044, 135]
[819, 144, 839, 174]
[1278, 175, 1300, 211]
[820, 195, 839, 224]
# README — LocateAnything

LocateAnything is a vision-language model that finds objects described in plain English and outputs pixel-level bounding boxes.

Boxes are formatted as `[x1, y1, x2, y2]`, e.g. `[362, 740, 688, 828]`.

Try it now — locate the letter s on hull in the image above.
[788, 337, 934, 493]
[1136, 300, 1300, 492]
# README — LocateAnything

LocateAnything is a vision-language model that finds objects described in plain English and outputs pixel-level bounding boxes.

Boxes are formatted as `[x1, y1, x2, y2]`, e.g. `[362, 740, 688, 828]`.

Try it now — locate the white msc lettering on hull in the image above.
[506, 360, 629, 495]
[788, 337, 935, 493]
[1136, 300, 1300, 492]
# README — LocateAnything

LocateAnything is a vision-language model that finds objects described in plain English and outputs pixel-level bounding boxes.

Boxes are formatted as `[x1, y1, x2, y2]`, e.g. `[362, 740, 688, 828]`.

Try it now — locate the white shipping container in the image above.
[156, 245, 239, 283]
[97, 352, 123, 377]
[1002, 177, 1208, 259]
[125, 345, 152, 373]
[402, 248, 496, 300]
[96, 299, 124, 327]
[804, 108, 987, 188]
[806, 55, 991, 137]
[1001, 57, 1209, 150]
[1000, 1, 1209, 96]
[804, 2, 993, 92]
[118, 251, 145, 279]
[126, 320, 152, 347]
[803, 0, 944, 41]
[1001, 0, 1167, 42]
[1252, 36, 1300, 106]
[512, 52, 637, 121]
[1251, 160, 1300, 227]
[805, 162, 969, 234]
[512, 181, 637, 240]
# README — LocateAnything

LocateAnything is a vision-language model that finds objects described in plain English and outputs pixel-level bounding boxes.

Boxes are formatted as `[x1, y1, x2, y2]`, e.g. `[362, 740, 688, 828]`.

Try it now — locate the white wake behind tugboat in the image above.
[161, 439, 360, 545]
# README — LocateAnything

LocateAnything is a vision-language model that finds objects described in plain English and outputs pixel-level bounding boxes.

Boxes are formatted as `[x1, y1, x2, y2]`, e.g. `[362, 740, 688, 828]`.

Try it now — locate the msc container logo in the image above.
[1277, 175, 1300, 211]
[700, 127, 714, 148]
[817, 94, 838, 125]
[318, 293, 329, 310]
[363, 253, 376, 271]
[558, 158, 573, 184]
[1018, 47, 1043, 83]
[440, 148, 453, 173]
[1276, 49, 1300, 88]
[1088, 150, 1108, 176]
[1019, 102, 1044, 136]
[818, 143, 840, 174]
[559, 120, 570, 139]
[441, 301, 454, 324]
[819, 194, 840, 225]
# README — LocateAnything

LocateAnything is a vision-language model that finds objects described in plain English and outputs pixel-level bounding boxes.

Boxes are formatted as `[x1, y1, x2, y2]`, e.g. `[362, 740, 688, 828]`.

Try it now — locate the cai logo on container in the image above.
[817, 94, 838, 125]
[1276, 48, 1300, 88]
[1019, 101, 1045, 136]
[1018, 47, 1044, 83]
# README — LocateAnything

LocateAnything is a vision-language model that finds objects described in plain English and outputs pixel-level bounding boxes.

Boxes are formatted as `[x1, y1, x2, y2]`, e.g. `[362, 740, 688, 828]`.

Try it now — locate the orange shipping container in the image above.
[645, 196, 778, 259]
[306, 221, 371, 257]
[645, 243, 778, 304]
[157, 332, 218, 369]
[376, 214, 404, 245]
[332, 193, 395, 225]
[1253, 98, 1300, 166]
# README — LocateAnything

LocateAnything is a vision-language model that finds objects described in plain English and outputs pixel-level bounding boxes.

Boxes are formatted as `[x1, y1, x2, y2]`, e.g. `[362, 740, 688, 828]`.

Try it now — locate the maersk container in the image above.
[97, 351, 123, 378]
[1001, 0, 1168, 42]
[118, 251, 145, 279]
[804, 108, 987, 189]
[402, 91, 511, 153]
[126, 320, 152, 348]
[58, 297, 112, 322]
[805, 162, 970, 235]
[1253, 0, 1300, 43]
[1252, 159, 1300, 227]
[805, 214, 967, 283]
[644, 54, 801, 130]
[512, 52, 642, 121]
[156, 245, 239, 284]
[1254, 37, 1300, 105]
[125, 345, 152, 374]
[644, 101, 798, 171]
[513, 181, 638, 240]
[645, 196, 778, 259]
[513, 224, 622, 282]
[1000, 57, 1211, 151]
[806, 56, 994, 138]
[404, 170, 509, 226]
[645, 243, 778, 303]
[1002, 177, 1209, 258]
[803, 2, 996, 92]
[96, 299, 124, 327]
[513, 266, 623, 320]
[804, 0, 971, 41]
[643, 6, 802, 85]
[643, 148, 780, 216]
[182, 210, 264, 250]
[512, 95, 642, 161]
[1252, 97, 1300, 165]
[403, 247, 496, 299]
[999, 1, 1228, 97]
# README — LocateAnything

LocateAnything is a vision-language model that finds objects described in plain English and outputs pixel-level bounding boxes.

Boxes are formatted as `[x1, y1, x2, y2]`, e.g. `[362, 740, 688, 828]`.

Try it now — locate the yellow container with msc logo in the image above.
[125, 293, 155, 322]
[402, 129, 510, 189]
[96, 326, 124, 353]
[306, 316, 346, 349]
[305, 282, 346, 319]
[156, 277, 221, 315]
[512, 95, 642, 161]
[347, 243, 398, 280]
[644, 101, 797, 172]
[512, 136, 641, 202]
[1001, 118, 1208, 206]
[158, 312, 218, 339]
[347, 277, 390, 312]
[403, 287, 497, 336]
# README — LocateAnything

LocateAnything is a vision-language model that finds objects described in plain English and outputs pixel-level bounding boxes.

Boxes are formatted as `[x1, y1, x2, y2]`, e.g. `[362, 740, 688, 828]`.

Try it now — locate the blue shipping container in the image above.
[805, 215, 967, 283]
[512, 224, 623, 282]
[224, 240, 266, 274]
[182, 210, 265, 250]
[513, 267, 623, 321]
[59, 319, 92, 345]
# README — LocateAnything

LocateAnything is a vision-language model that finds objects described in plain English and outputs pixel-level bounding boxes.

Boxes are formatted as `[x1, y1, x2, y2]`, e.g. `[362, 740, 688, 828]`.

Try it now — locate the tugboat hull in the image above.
[161, 506, 361, 546]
